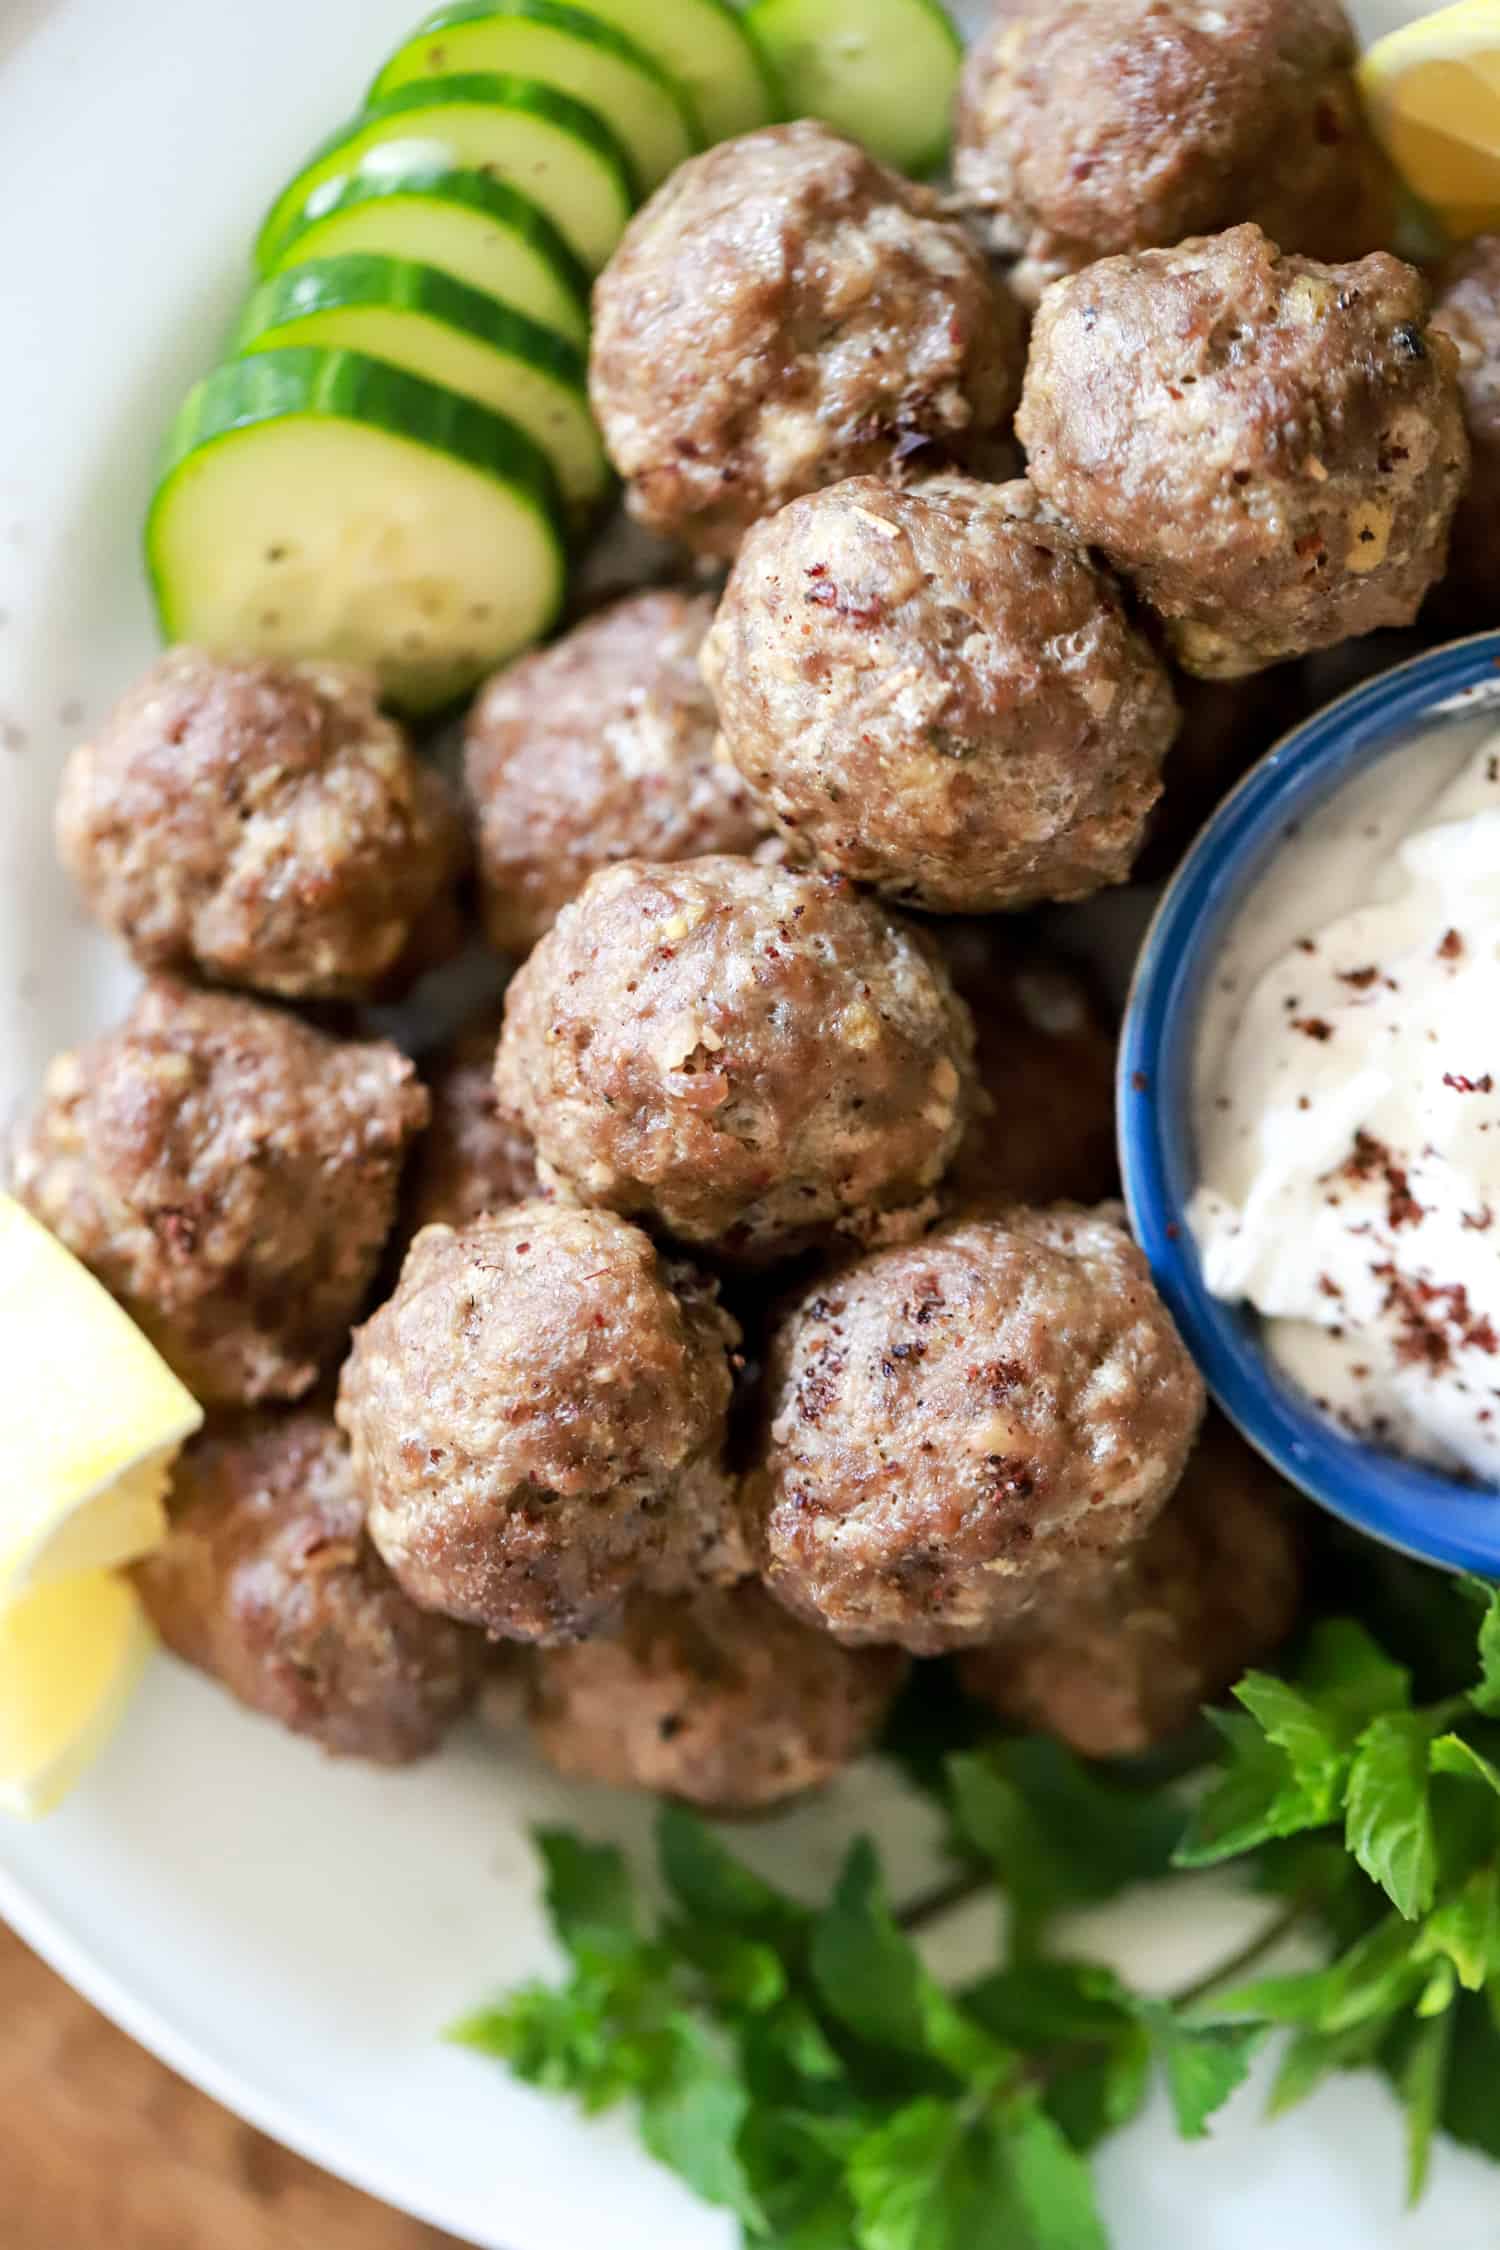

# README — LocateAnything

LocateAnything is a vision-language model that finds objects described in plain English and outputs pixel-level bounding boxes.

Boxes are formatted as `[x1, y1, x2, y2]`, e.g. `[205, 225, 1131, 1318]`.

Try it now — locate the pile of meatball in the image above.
[22, 0, 1500, 1814]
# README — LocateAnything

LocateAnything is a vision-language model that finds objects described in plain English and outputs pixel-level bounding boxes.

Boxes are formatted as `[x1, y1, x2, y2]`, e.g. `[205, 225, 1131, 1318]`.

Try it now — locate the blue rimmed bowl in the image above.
[1119, 632, 1500, 1576]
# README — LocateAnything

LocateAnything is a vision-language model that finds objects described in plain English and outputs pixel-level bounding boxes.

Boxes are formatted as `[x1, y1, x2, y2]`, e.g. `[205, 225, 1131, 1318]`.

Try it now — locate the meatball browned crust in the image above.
[1019, 226, 1469, 679]
[589, 121, 1026, 560]
[941, 924, 1119, 1210]
[465, 592, 772, 954]
[954, 0, 1393, 305]
[704, 476, 1177, 911]
[494, 857, 976, 1260]
[337, 1204, 747, 1643]
[55, 651, 465, 1000]
[404, 1007, 540, 1237]
[749, 1206, 1205, 1653]
[1431, 235, 1500, 614]
[11, 980, 427, 1406]
[133, 1408, 481, 1763]
[958, 1417, 1302, 1757]
[528, 1583, 908, 1811]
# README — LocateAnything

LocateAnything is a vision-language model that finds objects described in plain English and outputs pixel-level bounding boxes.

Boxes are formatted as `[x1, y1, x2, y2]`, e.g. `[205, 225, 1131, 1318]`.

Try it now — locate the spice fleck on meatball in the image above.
[749, 1205, 1205, 1653]
[955, 0, 1394, 304]
[958, 1417, 1302, 1757]
[529, 1582, 907, 1812]
[337, 1204, 746, 1644]
[134, 1407, 481, 1764]
[1019, 226, 1469, 678]
[1431, 235, 1500, 618]
[589, 120, 1026, 559]
[10, 980, 427, 1406]
[404, 1006, 540, 1237]
[494, 856, 976, 1260]
[55, 651, 465, 1000]
[705, 476, 1177, 911]
[465, 591, 773, 954]
[941, 923, 1119, 1210]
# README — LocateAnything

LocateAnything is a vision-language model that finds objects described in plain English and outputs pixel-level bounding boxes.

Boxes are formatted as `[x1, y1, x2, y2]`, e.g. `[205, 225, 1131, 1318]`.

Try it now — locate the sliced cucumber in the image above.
[743, 0, 959, 174]
[370, 1, 699, 191]
[147, 349, 566, 714]
[265, 166, 590, 345]
[410, 0, 777, 144]
[256, 76, 636, 278]
[233, 255, 608, 523]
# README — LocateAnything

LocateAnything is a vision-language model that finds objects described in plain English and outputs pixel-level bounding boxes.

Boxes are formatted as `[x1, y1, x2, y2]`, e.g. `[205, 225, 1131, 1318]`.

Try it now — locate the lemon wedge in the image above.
[0, 1571, 155, 1817]
[1359, 1, 1500, 241]
[0, 1193, 202, 1602]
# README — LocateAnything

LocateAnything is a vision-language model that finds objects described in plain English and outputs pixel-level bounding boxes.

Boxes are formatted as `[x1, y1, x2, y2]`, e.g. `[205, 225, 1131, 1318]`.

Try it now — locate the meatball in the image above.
[1019, 226, 1469, 678]
[749, 1205, 1205, 1653]
[954, 0, 1394, 304]
[589, 120, 1025, 559]
[55, 651, 465, 1000]
[1431, 236, 1500, 615]
[529, 1582, 907, 1812]
[11, 980, 426, 1406]
[957, 1417, 1302, 1757]
[704, 476, 1177, 911]
[133, 1408, 480, 1763]
[404, 1007, 540, 1236]
[465, 591, 773, 953]
[494, 856, 976, 1260]
[941, 923, 1119, 1209]
[337, 1204, 746, 1643]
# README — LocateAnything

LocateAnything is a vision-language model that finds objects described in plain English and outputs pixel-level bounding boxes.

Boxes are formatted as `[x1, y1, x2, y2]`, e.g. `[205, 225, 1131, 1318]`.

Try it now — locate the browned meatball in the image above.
[941, 924, 1119, 1209]
[528, 1582, 907, 1812]
[749, 1206, 1205, 1654]
[133, 1408, 481, 1763]
[589, 120, 1026, 559]
[11, 981, 427, 1406]
[494, 857, 976, 1261]
[1431, 236, 1500, 614]
[465, 592, 773, 953]
[1019, 226, 1469, 679]
[954, 0, 1394, 305]
[404, 1007, 540, 1236]
[337, 1204, 746, 1644]
[704, 476, 1177, 911]
[957, 1417, 1302, 1757]
[55, 652, 465, 1000]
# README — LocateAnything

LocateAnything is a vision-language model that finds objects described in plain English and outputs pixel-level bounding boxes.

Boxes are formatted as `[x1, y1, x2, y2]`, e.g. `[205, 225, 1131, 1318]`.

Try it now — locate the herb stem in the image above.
[1169, 1896, 1315, 2011]
[896, 1863, 993, 1934]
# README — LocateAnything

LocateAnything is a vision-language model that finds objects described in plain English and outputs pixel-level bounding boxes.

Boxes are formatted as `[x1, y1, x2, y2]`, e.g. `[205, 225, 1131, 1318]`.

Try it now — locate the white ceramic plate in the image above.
[2, 1, 1493, 2243]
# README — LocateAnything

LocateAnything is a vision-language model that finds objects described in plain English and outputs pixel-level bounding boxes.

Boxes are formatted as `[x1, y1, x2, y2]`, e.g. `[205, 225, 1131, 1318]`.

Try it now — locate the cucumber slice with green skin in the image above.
[266, 166, 590, 345]
[370, 1, 699, 190]
[256, 76, 636, 279]
[411, 0, 778, 145]
[148, 349, 565, 714]
[233, 255, 609, 522]
[742, 0, 960, 175]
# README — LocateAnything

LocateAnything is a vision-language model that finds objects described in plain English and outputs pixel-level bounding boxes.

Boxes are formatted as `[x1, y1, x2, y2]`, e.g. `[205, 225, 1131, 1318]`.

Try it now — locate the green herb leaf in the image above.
[1145, 2007, 1264, 2139]
[949, 1741, 1181, 1931]
[1174, 1710, 1330, 1867]
[1215, 1913, 1420, 2033]
[1234, 1675, 1344, 1800]
[1002, 2096, 1112, 2250]
[1416, 1867, 1500, 1992]
[1467, 1583, 1500, 1718]
[1431, 1732, 1500, 1796]
[656, 1805, 802, 1937]
[811, 1840, 1006, 2084]
[1390, 2007, 1454, 2205]
[1440, 1992, 1500, 2162]
[1265, 2019, 1389, 2117]
[638, 2015, 762, 2225]
[534, 1827, 637, 1955]
[1345, 1713, 1438, 1917]
[1297, 1620, 1413, 1738]
[846, 2099, 1014, 2250]
[963, 1960, 1151, 2151]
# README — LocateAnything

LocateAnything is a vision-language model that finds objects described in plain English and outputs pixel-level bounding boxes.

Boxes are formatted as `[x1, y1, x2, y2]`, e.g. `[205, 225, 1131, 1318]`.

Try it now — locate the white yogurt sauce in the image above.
[1190, 710, 1500, 1482]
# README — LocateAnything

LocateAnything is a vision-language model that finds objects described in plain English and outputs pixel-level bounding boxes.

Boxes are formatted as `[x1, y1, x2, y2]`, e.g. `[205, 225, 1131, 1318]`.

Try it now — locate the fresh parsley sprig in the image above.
[453, 1574, 1500, 2246]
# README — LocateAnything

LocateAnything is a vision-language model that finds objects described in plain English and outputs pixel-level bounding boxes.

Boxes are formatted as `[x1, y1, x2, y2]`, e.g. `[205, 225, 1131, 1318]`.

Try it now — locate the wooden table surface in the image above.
[0, 1921, 469, 2250]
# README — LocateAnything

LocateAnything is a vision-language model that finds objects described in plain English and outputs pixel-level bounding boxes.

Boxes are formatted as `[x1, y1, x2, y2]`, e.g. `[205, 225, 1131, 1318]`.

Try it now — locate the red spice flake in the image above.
[1444, 1072, 1494, 1094]
[1438, 928, 1465, 960]
[1131, 1069, 1150, 1092]
[1295, 937, 1318, 954]
[1465, 1208, 1495, 1233]
[1292, 1017, 1335, 1041]
[1317, 1273, 1344, 1298]
[1337, 965, 1380, 990]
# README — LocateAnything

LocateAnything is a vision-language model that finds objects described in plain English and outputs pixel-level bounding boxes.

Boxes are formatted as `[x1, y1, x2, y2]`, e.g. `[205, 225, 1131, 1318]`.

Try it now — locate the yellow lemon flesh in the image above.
[1359, 1, 1500, 241]
[0, 1194, 201, 1602]
[0, 1572, 156, 1818]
